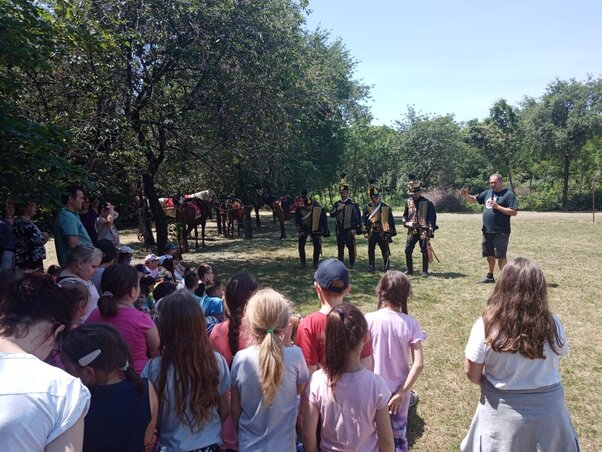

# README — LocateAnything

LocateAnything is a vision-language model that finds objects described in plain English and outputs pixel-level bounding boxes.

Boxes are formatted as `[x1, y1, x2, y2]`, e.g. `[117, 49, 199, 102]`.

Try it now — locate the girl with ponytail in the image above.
[303, 303, 394, 452]
[231, 288, 309, 450]
[61, 323, 158, 452]
[86, 264, 159, 374]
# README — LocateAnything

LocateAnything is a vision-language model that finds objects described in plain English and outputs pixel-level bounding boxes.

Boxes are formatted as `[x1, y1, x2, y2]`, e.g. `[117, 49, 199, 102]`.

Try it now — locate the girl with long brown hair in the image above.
[303, 303, 394, 452]
[142, 291, 231, 452]
[231, 288, 309, 450]
[461, 257, 579, 451]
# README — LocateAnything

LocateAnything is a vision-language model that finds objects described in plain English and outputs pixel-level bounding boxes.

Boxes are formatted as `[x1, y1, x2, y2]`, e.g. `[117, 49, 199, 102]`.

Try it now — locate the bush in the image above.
[519, 192, 560, 211]
[429, 189, 476, 213]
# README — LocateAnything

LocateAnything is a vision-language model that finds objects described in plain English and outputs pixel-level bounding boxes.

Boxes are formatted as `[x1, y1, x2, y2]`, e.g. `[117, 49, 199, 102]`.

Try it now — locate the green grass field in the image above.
[48, 211, 602, 450]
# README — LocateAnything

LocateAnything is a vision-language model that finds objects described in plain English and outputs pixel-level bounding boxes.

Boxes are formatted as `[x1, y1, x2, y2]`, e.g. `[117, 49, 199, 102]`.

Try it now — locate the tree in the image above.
[522, 78, 602, 209]
[396, 108, 466, 190]
[465, 99, 522, 191]
[0, 0, 82, 203]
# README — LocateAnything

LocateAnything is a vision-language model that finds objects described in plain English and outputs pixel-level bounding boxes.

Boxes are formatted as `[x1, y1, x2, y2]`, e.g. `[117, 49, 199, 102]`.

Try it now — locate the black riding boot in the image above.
[421, 253, 429, 277]
[405, 253, 414, 275]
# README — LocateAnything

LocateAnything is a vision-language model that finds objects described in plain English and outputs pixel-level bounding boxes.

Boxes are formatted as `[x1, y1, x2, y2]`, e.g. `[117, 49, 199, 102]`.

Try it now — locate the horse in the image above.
[271, 195, 299, 239]
[225, 198, 245, 238]
[159, 196, 178, 219]
[251, 191, 278, 227]
[187, 189, 218, 219]
[175, 197, 210, 252]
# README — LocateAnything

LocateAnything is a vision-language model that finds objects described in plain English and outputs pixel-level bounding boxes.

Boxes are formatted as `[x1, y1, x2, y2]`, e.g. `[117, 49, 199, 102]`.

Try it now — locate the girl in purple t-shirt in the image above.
[365, 271, 426, 452]
[86, 264, 159, 374]
[303, 303, 394, 452]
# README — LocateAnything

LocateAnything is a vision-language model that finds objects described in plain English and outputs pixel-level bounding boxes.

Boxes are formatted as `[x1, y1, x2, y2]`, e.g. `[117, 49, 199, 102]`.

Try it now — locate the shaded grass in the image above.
[47, 211, 602, 450]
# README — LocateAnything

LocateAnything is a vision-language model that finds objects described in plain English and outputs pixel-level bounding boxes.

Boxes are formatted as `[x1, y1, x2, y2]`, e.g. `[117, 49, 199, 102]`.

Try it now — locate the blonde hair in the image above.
[243, 288, 291, 404]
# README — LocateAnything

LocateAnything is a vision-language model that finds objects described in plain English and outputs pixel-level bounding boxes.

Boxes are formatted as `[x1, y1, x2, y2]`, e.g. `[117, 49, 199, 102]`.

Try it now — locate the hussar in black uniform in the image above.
[295, 190, 328, 269]
[362, 180, 396, 272]
[330, 174, 362, 269]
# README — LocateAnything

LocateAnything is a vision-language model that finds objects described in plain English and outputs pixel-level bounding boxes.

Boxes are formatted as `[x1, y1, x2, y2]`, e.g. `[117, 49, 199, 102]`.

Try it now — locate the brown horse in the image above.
[175, 197, 210, 252]
[225, 198, 245, 237]
[271, 195, 298, 239]
[251, 191, 278, 227]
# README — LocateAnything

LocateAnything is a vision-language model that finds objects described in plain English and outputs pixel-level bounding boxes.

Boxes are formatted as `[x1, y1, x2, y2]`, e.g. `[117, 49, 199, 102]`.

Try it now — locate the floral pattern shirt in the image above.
[13, 217, 46, 265]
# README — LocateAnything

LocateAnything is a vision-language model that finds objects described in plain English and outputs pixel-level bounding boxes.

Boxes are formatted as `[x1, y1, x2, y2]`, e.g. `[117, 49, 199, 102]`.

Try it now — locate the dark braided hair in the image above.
[224, 272, 257, 359]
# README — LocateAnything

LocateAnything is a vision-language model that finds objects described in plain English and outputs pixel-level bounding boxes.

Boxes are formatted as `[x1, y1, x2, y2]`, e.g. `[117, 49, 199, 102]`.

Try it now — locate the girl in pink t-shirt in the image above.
[365, 271, 426, 452]
[86, 264, 159, 374]
[302, 303, 394, 452]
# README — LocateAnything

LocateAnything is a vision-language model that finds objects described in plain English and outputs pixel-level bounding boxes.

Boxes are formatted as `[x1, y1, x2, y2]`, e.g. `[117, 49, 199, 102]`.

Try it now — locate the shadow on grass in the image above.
[427, 271, 466, 279]
[408, 404, 426, 447]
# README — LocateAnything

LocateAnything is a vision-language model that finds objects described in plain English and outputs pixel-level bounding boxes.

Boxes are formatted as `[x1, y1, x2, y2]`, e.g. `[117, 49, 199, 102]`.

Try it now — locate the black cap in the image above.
[314, 259, 349, 293]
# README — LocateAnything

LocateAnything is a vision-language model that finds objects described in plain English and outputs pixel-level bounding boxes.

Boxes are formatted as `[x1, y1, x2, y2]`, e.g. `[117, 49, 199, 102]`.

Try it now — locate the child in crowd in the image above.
[136, 276, 156, 312]
[46, 264, 62, 282]
[286, 313, 302, 346]
[194, 263, 214, 297]
[61, 324, 158, 452]
[205, 279, 224, 298]
[171, 251, 184, 282]
[296, 259, 373, 374]
[117, 245, 134, 265]
[142, 291, 230, 452]
[57, 278, 90, 326]
[231, 289, 309, 451]
[365, 271, 426, 452]
[209, 271, 258, 450]
[86, 264, 159, 374]
[185, 272, 224, 334]
[302, 303, 394, 452]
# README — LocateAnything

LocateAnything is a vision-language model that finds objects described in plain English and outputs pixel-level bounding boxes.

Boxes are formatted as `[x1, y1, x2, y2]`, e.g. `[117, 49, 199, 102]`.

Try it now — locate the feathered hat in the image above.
[338, 173, 350, 192]
[301, 189, 312, 205]
[406, 174, 424, 194]
[368, 177, 380, 197]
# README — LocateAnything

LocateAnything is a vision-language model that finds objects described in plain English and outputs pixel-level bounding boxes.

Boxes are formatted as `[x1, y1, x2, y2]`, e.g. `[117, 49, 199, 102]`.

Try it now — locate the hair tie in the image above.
[78, 349, 101, 367]
[101, 291, 114, 298]
[267, 329, 274, 334]
[120, 360, 129, 372]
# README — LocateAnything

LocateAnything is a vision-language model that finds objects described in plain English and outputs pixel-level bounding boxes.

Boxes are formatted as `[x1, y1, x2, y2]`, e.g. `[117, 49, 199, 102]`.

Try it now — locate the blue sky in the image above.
[304, 0, 602, 125]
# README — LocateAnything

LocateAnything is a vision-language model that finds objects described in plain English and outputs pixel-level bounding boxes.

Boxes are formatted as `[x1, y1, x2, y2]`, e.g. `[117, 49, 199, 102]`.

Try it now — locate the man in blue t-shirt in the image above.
[460, 173, 518, 283]
[53, 185, 93, 266]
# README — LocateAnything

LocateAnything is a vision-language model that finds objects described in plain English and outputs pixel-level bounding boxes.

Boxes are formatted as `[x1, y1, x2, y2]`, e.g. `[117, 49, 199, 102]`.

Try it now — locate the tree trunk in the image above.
[143, 171, 168, 254]
[504, 159, 515, 192]
[561, 152, 570, 210]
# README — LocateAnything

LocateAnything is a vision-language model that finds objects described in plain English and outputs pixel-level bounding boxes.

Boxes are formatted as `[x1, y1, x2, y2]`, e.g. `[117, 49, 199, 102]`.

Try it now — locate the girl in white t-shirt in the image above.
[461, 257, 579, 451]
[302, 303, 394, 452]
[366, 271, 426, 452]
[231, 288, 309, 451]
